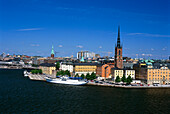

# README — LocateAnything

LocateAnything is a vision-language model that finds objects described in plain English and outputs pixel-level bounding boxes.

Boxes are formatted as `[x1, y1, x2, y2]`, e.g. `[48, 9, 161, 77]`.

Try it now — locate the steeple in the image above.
[51, 45, 54, 58]
[51, 45, 54, 55]
[117, 26, 121, 48]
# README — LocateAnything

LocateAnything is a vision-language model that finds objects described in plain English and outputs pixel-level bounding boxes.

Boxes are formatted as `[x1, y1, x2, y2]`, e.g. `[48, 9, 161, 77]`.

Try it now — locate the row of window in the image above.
[149, 75, 170, 77]
[148, 69, 169, 71]
[149, 78, 170, 80]
[75, 70, 95, 72]
[149, 72, 170, 74]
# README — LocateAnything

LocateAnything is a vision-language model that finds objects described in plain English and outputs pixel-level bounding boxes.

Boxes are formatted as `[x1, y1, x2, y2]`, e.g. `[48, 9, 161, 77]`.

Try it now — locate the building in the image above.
[114, 26, 123, 69]
[101, 63, 114, 79]
[133, 59, 154, 83]
[39, 63, 56, 76]
[112, 68, 124, 80]
[147, 63, 170, 85]
[60, 62, 73, 74]
[73, 63, 98, 76]
[77, 51, 95, 59]
[51, 45, 54, 58]
[123, 61, 135, 69]
[133, 62, 147, 82]
[125, 70, 135, 79]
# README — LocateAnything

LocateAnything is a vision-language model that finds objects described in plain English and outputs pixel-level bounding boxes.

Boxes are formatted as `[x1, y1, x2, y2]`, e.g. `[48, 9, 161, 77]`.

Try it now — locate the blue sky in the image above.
[0, 0, 169, 59]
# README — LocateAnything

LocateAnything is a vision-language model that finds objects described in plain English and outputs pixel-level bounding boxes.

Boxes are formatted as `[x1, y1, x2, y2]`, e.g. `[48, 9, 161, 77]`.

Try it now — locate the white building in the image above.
[114, 70, 124, 79]
[77, 51, 95, 59]
[60, 62, 73, 73]
[125, 70, 135, 79]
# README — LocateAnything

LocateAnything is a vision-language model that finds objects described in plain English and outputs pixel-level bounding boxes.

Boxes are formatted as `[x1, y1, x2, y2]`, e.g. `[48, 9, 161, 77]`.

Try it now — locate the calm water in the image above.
[0, 69, 170, 113]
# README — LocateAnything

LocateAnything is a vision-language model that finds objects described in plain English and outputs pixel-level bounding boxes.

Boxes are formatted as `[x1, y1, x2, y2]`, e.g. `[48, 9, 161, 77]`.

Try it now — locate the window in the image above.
[119, 50, 121, 55]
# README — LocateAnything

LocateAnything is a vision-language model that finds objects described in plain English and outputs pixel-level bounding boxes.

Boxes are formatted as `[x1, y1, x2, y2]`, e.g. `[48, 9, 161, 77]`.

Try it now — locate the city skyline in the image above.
[0, 0, 169, 59]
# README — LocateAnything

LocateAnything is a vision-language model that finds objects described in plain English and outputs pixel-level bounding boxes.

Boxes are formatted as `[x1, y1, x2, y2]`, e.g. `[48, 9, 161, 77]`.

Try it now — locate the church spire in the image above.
[51, 45, 54, 55]
[51, 45, 54, 58]
[117, 26, 121, 48]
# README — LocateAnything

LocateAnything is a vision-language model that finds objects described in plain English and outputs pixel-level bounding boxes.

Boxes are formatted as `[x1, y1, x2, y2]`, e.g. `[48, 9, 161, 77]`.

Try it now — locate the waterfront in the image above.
[0, 69, 170, 113]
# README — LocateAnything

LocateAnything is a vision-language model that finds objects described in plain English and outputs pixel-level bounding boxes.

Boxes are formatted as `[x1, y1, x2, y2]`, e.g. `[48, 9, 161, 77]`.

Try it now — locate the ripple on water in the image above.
[0, 69, 170, 113]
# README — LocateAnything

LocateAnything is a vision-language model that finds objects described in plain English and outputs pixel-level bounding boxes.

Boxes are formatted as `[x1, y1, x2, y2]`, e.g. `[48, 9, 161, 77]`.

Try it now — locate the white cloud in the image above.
[162, 48, 166, 51]
[76, 45, 83, 48]
[17, 28, 42, 31]
[127, 33, 170, 38]
[99, 46, 102, 49]
[30, 44, 40, 47]
[58, 45, 63, 47]
[151, 48, 154, 51]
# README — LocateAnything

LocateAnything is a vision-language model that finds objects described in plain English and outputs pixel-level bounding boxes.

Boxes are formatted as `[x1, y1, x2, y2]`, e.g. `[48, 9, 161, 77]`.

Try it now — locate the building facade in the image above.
[60, 62, 73, 74]
[39, 63, 56, 76]
[101, 63, 114, 79]
[113, 69, 124, 80]
[114, 26, 123, 69]
[125, 70, 135, 79]
[73, 63, 98, 76]
[77, 51, 95, 59]
[147, 63, 170, 85]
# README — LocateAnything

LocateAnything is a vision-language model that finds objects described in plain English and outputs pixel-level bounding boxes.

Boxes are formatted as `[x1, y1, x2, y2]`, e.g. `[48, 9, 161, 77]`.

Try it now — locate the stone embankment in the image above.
[25, 74, 170, 89]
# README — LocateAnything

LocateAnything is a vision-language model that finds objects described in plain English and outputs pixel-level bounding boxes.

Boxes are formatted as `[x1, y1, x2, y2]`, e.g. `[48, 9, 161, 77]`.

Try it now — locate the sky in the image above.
[0, 0, 170, 59]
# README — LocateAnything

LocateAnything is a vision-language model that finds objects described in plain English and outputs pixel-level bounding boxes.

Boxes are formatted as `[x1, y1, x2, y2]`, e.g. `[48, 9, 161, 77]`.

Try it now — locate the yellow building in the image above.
[147, 63, 170, 85]
[73, 63, 98, 76]
[39, 63, 56, 75]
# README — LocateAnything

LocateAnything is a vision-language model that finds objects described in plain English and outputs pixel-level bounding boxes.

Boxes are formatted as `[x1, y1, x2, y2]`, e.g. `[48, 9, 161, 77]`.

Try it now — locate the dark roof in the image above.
[152, 63, 170, 69]
[39, 63, 55, 67]
[73, 63, 102, 66]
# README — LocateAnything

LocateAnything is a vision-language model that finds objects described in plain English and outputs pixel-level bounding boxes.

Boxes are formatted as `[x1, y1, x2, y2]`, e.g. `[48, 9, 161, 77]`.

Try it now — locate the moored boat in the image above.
[46, 76, 87, 85]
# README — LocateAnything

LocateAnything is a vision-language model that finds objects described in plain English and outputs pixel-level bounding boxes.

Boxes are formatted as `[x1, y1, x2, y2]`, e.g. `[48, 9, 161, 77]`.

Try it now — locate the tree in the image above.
[121, 75, 127, 83]
[75, 74, 79, 78]
[81, 74, 85, 79]
[65, 70, 71, 76]
[31, 70, 35, 74]
[127, 75, 132, 84]
[56, 62, 60, 70]
[115, 76, 121, 82]
[39, 69, 42, 74]
[86, 73, 91, 80]
[90, 72, 96, 80]
[34, 70, 39, 74]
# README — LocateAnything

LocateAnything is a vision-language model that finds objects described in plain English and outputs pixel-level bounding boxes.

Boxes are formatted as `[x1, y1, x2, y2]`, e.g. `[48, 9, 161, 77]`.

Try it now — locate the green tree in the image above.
[121, 75, 127, 82]
[81, 74, 85, 79]
[56, 62, 60, 70]
[115, 76, 121, 82]
[86, 73, 91, 80]
[31, 70, 35, 74]
[35, 70, 38, 74]
[90, 72, 96, 80]
[65, 70, 71, 76]
[75, 74, 79, 78]
[39, 69, 42, 74]
[127, 75, 132, 84]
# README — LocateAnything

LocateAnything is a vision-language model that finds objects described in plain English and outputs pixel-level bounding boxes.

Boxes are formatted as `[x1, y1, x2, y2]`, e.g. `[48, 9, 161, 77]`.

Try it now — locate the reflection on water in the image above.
[0, 69, 170, 113]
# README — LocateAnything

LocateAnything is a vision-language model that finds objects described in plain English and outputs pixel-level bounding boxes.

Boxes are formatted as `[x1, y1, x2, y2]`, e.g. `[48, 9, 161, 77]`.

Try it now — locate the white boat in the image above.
[23, 70, 31, 77]
[24, 70, 28, 77]
[46, 76, 87, 85]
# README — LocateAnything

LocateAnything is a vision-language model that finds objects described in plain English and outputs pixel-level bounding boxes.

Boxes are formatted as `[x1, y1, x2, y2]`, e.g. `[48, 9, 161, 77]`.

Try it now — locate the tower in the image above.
[51, 45, 54, 58]
[114, 26, 123, 69]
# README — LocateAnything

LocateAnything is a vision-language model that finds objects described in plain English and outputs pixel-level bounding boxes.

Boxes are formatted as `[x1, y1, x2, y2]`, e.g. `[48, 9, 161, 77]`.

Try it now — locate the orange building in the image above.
[101, 63, 114, 79]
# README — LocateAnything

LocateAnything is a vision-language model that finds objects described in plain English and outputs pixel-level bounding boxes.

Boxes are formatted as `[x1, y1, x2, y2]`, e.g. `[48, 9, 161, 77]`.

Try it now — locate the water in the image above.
[0, 69, 170, 113]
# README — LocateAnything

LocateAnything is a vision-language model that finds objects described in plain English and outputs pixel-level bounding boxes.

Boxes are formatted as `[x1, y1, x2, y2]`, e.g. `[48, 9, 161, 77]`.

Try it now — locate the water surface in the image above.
[0, 69, 170, 113]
